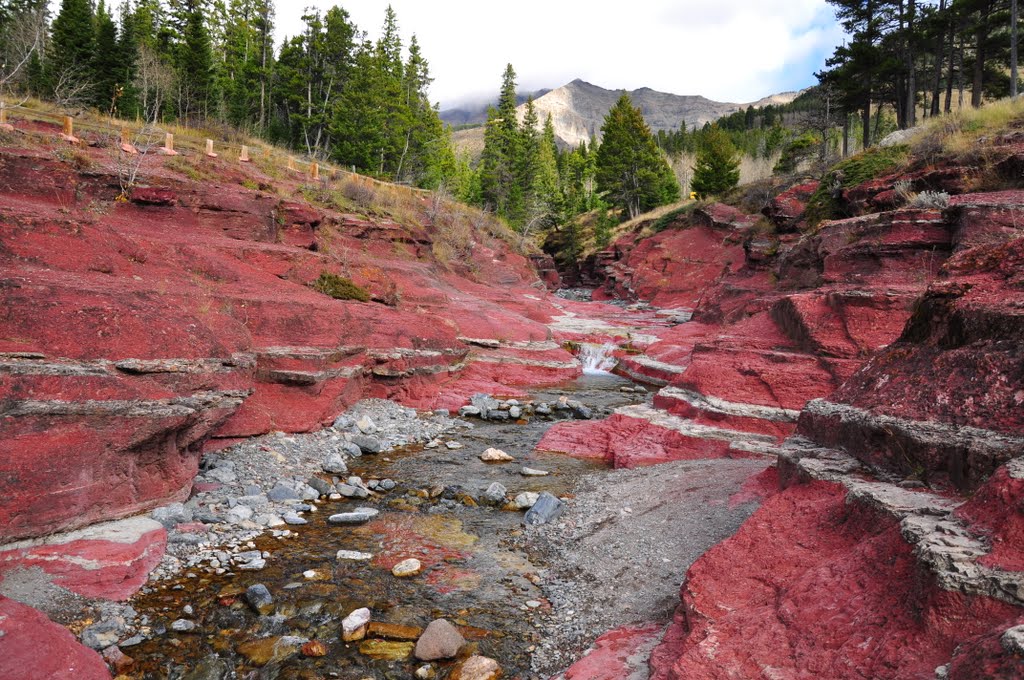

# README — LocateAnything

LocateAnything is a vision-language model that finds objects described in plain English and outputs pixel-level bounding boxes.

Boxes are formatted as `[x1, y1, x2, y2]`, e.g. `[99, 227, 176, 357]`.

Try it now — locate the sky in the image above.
[276, 0, 847, 109]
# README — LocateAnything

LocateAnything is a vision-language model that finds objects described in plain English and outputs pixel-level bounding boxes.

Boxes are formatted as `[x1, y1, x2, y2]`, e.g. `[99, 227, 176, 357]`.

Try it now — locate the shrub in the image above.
[804, 145, 910, 227]
[312, 271, 370, 302]
[909, 190, 950, 209]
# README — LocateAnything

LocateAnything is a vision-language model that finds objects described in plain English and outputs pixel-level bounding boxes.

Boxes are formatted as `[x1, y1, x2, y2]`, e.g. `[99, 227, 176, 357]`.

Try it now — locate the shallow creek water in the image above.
[126, 374, 647, 679]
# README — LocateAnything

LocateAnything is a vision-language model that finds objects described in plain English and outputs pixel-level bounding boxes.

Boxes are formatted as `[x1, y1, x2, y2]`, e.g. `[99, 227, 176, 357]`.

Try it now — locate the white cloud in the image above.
[272, 0, 846, 107]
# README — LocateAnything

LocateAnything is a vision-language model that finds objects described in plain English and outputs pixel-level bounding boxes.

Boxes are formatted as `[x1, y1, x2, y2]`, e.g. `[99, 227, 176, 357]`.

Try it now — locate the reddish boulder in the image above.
[763, 180, 818, 231]
[0, 596, 111, 680]
[0, 517, 167, 601]
[129, 186, 176, 206]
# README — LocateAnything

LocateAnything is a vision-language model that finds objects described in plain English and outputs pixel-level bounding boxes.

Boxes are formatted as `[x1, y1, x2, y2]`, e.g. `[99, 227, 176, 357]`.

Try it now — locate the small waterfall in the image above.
[579, 342, 618, 374]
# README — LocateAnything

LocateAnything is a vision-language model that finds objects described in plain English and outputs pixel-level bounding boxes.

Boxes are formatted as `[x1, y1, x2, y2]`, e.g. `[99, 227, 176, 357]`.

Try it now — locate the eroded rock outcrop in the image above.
[0, 147, 576, 543]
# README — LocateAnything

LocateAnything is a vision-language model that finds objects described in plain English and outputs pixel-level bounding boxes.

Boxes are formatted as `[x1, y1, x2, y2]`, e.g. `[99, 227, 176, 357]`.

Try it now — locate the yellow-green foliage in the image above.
[912, 97, 1024, 160]
[312, 271, 371, 302]
[805, 145, 910, 227]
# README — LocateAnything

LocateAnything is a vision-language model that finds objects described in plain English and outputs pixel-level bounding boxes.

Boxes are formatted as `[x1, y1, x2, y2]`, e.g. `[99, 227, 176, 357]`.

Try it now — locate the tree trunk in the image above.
[906, 0, 917, 127]
[843, 116, 850, 157]
[972, 0, 990, 108]
[932, 0, 947, 117]
[862, 101, 872, 149]
[1013, 0, 1019, 98]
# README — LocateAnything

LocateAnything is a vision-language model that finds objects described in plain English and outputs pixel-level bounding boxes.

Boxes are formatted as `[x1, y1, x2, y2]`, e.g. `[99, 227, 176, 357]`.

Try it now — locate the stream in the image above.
[123, 372, 651, 679]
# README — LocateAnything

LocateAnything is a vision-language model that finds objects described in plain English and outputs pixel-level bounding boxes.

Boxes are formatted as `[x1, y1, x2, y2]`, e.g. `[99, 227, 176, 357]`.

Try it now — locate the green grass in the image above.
[312, 271, 371, 302]
[804, 145, 910, 228]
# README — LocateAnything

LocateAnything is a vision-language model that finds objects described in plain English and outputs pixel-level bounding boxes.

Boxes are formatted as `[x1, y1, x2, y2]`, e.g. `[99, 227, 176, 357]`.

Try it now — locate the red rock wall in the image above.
[0, 148, 575, 542]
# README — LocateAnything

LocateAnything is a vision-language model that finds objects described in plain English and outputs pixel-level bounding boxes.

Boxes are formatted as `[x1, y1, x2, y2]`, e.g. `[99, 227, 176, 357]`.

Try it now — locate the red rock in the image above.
[536, 413, 763, 469]
[648, 480, 1022, 680]
[0, 517, 166, 601]
[692, 202, 758, 232]
[278, 200, 322, 227]
[562, 622, 666, 680]
[763, 180, 819, 230]
[129, 187, 176, 206]
[0, 596, 111, 680]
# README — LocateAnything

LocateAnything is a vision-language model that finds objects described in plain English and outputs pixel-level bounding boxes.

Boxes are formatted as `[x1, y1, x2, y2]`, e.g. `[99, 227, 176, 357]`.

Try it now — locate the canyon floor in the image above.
[2, 109, 1024, 679]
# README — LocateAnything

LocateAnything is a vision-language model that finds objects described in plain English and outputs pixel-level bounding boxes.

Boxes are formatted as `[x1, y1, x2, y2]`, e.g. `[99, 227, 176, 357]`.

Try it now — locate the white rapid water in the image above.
[579, 342, 619, 374]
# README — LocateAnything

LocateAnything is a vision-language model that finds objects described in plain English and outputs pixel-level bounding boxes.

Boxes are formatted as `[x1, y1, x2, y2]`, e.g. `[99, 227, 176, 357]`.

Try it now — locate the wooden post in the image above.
[287, 156, 297, 172]
[239, 145, 250, 162]
[205, 138, 218, 158]
[0, 102, 11, 132]
[159, 132, 178, 156]
[60, 116, 80, 143]
[310, 162, 319, 180]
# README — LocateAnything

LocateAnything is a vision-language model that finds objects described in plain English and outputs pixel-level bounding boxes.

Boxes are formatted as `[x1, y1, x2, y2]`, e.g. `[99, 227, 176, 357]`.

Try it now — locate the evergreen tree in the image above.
[176, 0, 214, 121]
[595, 93, 680, 219]
[93, 1, 122, 112]
[691, 124, 740, 198]
[48, 0, 95, 96]
[480, 63, 522, 220]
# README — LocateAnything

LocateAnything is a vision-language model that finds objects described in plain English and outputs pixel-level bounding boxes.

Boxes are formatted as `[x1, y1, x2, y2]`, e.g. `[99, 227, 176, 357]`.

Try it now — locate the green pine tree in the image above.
[480, 63, 522, 220]
[595, 93, 680, 219]
[48, 0, 96, 99]
[176, 0, 214, 121]
[691, 124, 740, 198]
[93, 1, 122, 112]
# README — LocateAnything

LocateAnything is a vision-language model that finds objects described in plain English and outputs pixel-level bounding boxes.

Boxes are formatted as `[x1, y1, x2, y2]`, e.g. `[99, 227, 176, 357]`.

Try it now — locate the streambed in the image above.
[115, 373, 768, 679]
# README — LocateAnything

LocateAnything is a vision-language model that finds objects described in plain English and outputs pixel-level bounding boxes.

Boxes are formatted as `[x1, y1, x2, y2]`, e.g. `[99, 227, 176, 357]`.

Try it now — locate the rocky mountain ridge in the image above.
[451, 78, 801, 152]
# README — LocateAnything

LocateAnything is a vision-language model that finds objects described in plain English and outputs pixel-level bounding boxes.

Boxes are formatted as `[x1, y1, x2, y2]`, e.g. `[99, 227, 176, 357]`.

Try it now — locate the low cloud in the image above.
[280, 0, 845, 107]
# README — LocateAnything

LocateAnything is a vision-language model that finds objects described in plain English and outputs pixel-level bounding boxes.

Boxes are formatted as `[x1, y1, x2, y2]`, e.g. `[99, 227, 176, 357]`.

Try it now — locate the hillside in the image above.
[452, 79, 802, 154]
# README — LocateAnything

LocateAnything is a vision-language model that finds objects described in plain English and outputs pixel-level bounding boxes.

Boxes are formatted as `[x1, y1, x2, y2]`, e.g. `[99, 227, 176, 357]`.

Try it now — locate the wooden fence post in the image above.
[287, 156, 297, 172]
[159, 132, 178, 156]
[60, 116, 80, 144]
[310, 162, 319, 180]
[239, 145, 250, 162]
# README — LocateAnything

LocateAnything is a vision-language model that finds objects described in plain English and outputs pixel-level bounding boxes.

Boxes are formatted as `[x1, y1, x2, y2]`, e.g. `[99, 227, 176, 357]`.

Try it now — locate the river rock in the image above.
[337, 550, 374, 561]
[81, 617, 125, 649]
[356, 415, 377, 434]
[328, 508, 379, 525]
[267, 483, 300, 502]
[236, 636, 301, 666]
[414, 619, 466, 661]
[514, 492, 540, 510]
[171, 619, 197, 633]
[482, 482, 507, 505]
[523, 492, 564, 526]
[301, 640, 328, 657]
[342, 607, 371, 641]
[509, 406, 522, 418]
[487, 410, 510, 421]
[307, 476, 333, 496]
[282, 512, 307, 525]
[359, 639, 415, 660]
[450, 655, 502, 680]
[458, 406, 481, 417]
[392, 558, 423, 577]
[369, 622, 423, 640]
[416, 664, 438, 679]
[225, 504, 254, 524]
[151, 502, 192, 529]
[245, 583, 274, 615]
[180, 656, 229, 680]
[446, 441, 463, 450]
[337, 483, 369, 499]
[480, 448, 514, 463]
[352, 435, 384, 454]
[521, 467, 550, 477]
